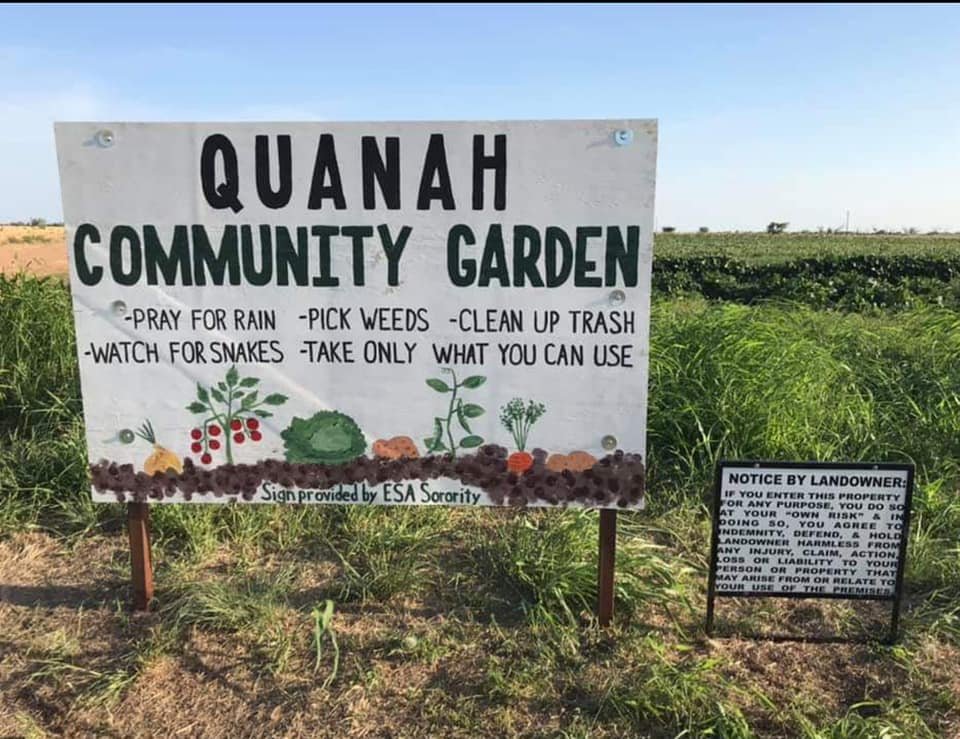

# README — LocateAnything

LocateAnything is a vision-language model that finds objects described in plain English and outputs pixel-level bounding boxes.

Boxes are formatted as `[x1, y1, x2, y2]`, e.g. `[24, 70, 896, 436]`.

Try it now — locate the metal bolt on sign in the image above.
[609, 289, 626, 306]
[602, 435, 618, 451]
[614, 129, 633, 146]
[95, 129, 115, 148]
[110, 300, 127, 316]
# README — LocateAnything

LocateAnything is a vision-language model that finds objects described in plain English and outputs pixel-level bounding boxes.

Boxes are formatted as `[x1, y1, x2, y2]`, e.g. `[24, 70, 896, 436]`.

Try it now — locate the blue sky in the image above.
[2, 3, 958, 230]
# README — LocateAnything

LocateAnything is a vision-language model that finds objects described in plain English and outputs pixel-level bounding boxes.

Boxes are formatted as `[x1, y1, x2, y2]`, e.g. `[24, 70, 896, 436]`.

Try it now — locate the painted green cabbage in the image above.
[280, 411, 366, 465]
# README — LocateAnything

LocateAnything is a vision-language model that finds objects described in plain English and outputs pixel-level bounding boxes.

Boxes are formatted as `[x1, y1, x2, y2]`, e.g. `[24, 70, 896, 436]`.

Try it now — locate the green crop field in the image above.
[653, 232, 960, 312]
[1, 235, 959, 737]
[655, 231, 960, 262]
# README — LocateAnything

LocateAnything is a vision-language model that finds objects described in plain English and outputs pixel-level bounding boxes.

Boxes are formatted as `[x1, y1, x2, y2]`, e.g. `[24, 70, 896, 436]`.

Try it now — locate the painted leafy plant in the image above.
[424, 368, 485, 457]
[185, 365, 288, 464]
[500, 398, 547, 474]
[281, 410, 366, 465]
[500, 398, 546, 453]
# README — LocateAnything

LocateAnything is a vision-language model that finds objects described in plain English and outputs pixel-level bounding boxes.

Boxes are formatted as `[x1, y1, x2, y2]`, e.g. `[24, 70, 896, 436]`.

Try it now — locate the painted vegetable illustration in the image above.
[500, 398, 547, 474]
[136, 419, 183, 475]
[424, 368, 485, 457]
[373, 436, 420, 460]
[281, 410, 366, 464]
[185, 366, 288, 465]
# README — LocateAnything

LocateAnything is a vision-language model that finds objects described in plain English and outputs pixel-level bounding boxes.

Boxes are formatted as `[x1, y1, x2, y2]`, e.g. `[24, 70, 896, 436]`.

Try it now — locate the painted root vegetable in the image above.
[185, 365, 288, 465]
[373, 436, 420, 460]
[500, 398, 546, 474]
[546, 450, 597, 473]
[281, 410, 366, 464]
[424, 369, 486, 457]
[136, 419, 183, 475]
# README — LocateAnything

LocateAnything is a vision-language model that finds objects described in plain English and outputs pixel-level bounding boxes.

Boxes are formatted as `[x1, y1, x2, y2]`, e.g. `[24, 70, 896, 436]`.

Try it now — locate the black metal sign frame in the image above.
[706, 460, 914, 643]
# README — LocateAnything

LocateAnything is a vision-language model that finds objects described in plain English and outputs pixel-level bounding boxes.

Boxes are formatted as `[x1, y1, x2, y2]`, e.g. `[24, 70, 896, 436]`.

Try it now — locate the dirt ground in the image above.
[1, 530, 957, 738]
[0, 226, 68, 278]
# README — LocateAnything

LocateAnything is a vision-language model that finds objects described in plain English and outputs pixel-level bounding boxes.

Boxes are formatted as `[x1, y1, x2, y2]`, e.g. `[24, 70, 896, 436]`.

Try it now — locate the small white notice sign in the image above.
[710, 462, 913, 599]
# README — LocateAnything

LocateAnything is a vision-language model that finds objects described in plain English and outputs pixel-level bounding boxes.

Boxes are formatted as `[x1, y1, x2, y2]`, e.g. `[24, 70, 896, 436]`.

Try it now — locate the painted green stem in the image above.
[445, 370, 459, 458]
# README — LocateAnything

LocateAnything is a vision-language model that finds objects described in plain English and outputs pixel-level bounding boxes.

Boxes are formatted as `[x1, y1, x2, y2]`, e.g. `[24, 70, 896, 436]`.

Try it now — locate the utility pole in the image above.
[845, 210, 850, 233]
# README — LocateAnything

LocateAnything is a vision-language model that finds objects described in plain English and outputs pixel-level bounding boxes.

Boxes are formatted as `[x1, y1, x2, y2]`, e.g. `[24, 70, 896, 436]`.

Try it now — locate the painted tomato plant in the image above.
[186, 365, 288, 464]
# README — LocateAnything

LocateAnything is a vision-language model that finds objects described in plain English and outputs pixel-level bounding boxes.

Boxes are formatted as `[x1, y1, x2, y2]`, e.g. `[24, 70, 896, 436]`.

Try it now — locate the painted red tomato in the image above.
[246, 418, 260, 430]
[233, 432, 245, 444]
[200, 453, 212, 465]
[250, 430, 262, 442]
[209, 439, 221, 450]
[230, 419, 243, 431]
[190, 428, 202, 440]
[208, 424, 221, 436]
[190, 442, 202, 453]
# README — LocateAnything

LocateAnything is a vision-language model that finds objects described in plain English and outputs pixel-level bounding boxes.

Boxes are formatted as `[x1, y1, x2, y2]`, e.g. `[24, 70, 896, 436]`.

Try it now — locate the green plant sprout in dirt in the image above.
[500, 398, 546, 474]
[311, 600, 339, 690]
[185, 365, 288, 465]
[424, 368, 486, 457]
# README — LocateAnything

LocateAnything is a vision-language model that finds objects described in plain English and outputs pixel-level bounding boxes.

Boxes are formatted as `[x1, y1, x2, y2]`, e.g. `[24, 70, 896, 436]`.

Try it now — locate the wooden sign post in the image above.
[127, 502, 154, 611]
[598, 509, 617, 626]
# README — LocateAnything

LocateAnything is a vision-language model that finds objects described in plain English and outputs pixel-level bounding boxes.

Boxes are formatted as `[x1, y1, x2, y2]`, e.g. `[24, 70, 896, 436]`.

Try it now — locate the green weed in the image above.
[469, 510, 694, 630]
[324, 506, 448, 602]
[310, 599, 340, 688]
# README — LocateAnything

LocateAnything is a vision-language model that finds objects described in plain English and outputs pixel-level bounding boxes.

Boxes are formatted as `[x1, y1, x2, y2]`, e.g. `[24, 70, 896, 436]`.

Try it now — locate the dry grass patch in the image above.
[0, 226, 67, 278]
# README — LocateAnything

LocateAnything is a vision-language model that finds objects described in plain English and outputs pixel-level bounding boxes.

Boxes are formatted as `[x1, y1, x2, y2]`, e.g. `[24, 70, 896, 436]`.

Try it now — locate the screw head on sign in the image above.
[614, 129, 633, 146]
[609, 289, 626, 306]
[95, 129, 115, 148]
[601, 435, 618, 451]
[118, 429, 135, 444]
[110, 300, 127, 316]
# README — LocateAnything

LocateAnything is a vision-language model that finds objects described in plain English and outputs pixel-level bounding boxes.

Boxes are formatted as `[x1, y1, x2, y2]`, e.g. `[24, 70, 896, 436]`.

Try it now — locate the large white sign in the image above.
[55, 120, 656, 508]
[712, 463, 912, 598]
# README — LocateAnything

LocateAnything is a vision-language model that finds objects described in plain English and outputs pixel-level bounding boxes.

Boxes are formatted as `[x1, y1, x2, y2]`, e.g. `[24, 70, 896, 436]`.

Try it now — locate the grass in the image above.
[647, 299, 960, 495]
[1, 268, 959, 736]
[3, 234, 50, 245]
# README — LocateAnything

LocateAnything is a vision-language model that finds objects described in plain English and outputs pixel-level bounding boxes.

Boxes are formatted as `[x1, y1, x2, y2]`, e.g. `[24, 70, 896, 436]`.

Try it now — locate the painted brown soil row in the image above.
[91, 445, 645, 507]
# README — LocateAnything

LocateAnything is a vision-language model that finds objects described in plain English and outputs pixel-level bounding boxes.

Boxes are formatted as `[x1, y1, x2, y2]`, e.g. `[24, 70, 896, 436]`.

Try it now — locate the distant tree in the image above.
[28, 217, 47, 227]
[698, 226, 709, 233]
[662, 226, 676, 233]
[766, 221, 789, 234]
